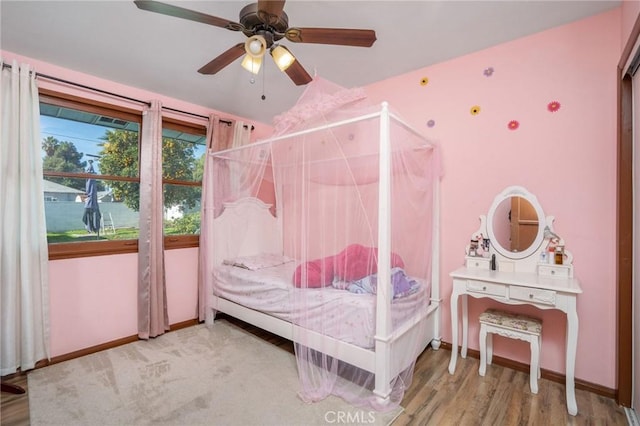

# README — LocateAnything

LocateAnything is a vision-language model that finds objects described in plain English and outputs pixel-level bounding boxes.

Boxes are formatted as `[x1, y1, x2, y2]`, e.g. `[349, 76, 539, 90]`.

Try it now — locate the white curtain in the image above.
[0, 59, 50, 375]
[138, 100, 169, 339]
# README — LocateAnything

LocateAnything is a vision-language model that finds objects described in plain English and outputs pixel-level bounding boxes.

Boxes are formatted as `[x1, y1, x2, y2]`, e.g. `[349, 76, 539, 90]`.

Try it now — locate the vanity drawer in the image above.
[465, 257, 491, 270]
[538, 264, 571, 278]
[510, 285, 556, 306]
[466, 280, 506, 297]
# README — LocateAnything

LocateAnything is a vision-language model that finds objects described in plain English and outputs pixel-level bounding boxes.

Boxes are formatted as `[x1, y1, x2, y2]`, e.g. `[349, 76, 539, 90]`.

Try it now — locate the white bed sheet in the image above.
[212, 262, 431, 349]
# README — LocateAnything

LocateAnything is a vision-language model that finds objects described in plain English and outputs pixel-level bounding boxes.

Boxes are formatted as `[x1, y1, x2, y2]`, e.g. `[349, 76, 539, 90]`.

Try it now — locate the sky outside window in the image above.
[40, 115, 110, 172]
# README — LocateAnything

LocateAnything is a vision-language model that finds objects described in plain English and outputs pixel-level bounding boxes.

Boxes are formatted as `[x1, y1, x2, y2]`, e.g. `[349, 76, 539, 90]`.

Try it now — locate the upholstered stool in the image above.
[478, 308, 542, 394]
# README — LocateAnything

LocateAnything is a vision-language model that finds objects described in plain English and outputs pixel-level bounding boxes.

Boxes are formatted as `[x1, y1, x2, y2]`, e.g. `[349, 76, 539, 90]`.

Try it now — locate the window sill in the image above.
[48, 235, 199, 260]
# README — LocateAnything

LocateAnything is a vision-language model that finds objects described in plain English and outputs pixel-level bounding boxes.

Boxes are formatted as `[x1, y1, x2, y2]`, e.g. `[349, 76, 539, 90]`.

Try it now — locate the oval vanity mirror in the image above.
[486, 186, 545, 260]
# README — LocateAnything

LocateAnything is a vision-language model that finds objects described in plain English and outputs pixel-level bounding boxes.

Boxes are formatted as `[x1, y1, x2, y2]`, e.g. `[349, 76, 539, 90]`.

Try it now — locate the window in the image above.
[161, 118, 206, 249]
[40, 92, 142, 259]
[40, 91, 208, 258]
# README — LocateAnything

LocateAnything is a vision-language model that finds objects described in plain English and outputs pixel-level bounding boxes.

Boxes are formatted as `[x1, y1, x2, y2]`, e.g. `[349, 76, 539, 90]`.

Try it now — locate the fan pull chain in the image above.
[261, 62, 266, 100]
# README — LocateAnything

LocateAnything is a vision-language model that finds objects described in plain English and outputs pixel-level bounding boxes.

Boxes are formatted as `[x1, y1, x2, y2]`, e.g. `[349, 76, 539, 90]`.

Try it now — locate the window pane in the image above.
[41, 103, 140, 178]
[163, 184, 201, 236]
[162, 130, 206, 182]
[162, 125, 204, 237]
[41, 101, 142, 247]
[44, 177, 140, 243]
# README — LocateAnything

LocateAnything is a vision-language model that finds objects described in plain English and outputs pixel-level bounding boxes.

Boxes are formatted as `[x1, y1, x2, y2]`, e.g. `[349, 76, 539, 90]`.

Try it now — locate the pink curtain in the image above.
[138, 100, 169, 339]
[198, 115, 250, 322]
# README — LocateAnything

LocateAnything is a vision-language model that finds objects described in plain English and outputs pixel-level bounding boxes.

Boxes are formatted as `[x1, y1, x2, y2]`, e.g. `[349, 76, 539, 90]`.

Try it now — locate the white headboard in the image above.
[213, 197, 282, 265]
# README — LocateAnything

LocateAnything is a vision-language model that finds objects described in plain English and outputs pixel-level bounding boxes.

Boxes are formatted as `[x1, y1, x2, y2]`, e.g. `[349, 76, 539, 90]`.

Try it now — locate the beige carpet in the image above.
[28, 322, 403, 426]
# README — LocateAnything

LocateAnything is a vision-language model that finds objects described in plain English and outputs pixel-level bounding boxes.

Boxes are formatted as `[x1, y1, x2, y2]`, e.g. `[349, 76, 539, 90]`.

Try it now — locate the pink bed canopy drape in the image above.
[201, 77, 441, 410]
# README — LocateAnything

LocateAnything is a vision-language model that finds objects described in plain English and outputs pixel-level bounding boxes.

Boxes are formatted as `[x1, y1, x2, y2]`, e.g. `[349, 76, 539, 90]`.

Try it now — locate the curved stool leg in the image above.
[530, 335, 540, 394]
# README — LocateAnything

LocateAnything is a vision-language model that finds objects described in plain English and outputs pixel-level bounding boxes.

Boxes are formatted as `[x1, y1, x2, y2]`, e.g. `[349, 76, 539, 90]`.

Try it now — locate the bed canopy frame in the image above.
[200, 87, 442, 410]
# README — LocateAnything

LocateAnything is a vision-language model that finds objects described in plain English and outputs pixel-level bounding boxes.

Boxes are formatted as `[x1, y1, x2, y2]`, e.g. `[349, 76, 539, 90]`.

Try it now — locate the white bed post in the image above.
[374, 102, 393, 402]
[430, 172, 442, 349]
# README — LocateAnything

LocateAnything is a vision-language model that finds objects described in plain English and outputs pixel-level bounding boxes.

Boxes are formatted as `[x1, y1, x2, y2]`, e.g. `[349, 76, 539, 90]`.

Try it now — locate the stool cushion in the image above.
[479, 309, 542, 334]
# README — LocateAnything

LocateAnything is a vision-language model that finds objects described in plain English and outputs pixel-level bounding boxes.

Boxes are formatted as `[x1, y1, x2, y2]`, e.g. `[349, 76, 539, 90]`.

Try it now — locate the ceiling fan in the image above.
[134, 0, 377, 86]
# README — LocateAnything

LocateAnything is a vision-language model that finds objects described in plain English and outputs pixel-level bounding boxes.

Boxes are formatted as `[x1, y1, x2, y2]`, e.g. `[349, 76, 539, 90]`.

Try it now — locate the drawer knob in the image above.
[483, 286, 487, 291]
[551, 270, 556, 275]
[529, 294, 534, 299]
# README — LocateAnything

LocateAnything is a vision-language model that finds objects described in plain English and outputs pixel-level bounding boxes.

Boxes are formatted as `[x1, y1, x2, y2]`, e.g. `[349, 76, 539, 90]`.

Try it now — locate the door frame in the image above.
[616, 12, 639, 408]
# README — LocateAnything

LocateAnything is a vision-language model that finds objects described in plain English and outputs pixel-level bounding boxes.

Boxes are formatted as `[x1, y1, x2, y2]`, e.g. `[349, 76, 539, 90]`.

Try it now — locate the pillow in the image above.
[223, 253, 293, 271]
[334, 244, 405, 282]
[292, 244, 405, 288]
[293, 257, 335, 288]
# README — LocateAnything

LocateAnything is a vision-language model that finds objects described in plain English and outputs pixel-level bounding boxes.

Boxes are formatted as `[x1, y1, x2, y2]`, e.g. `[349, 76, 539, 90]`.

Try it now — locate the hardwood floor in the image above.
[394, 348, 627, 425]
[1, 317, 628, 425]
[0, 375, 28, 426]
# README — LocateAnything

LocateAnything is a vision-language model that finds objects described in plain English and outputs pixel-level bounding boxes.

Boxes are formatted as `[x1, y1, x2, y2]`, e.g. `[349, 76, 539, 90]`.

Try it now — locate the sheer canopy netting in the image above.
[203, 78, 441, 411]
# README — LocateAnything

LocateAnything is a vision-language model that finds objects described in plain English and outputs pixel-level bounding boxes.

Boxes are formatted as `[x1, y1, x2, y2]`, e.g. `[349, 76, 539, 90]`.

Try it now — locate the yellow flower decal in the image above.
[420, 77, 429, 86]
[470, 105, 481, 115]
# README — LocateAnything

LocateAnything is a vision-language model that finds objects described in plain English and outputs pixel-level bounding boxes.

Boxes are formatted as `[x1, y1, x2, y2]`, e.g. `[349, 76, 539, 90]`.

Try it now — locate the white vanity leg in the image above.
[537, 335, 541, 380]
[461, 293, 468, 358]
[479, 324, 487, 376]
[448, 285, 461, 375]
[487, 332, 493, 365]
[566, 299, 579, 416]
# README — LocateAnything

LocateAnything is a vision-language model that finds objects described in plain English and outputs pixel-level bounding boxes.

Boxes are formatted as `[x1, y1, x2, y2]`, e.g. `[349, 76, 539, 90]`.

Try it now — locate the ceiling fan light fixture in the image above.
[241, 54, 262, 74]
[244, 34, 267, 58]
[270, 45, 296, 72]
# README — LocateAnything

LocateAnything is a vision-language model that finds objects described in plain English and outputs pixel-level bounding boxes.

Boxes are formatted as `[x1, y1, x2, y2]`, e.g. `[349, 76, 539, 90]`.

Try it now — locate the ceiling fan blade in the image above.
[134, 0, 243, 31]
[256, 0, 286, 26]
[283, 59, 313, 86]
[198, 43, 246, 75]
[285, 27, 377, 47]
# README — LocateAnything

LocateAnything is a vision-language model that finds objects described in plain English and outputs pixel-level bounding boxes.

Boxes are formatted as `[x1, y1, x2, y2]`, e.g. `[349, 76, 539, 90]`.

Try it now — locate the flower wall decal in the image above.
[483, 67, 494, 77]
[420, 77, 429, 86]
[508, 120, 519, 130]
[427, 119, 435, 128]
[547, 101, 561, 112]
[470, 106, 481, 115]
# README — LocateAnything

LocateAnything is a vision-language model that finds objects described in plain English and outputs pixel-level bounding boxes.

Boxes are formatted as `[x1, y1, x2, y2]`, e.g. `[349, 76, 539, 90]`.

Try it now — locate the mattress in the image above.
[212, 261, 430, 348]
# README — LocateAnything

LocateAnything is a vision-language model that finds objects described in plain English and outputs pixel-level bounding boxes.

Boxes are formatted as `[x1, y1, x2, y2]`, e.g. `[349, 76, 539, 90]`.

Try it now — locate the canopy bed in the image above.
[199, 79, 442, 410]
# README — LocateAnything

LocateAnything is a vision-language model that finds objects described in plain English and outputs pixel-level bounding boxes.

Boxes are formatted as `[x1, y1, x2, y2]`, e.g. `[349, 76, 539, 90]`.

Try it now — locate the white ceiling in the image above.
[1, 0, 620, 125]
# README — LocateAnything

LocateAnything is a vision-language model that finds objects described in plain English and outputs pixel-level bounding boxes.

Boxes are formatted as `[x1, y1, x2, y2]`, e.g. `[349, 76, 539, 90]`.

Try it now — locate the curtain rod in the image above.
[2, 62, 254, 130]
[162, 105, 254, 130]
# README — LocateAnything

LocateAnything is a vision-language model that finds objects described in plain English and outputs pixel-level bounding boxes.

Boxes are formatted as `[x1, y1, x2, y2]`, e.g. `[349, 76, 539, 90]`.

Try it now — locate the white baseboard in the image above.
[625, 407, 639, 426]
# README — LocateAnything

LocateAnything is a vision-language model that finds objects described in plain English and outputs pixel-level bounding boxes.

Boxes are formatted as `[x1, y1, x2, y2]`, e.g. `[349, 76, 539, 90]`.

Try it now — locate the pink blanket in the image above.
[293, 244, 405, 288]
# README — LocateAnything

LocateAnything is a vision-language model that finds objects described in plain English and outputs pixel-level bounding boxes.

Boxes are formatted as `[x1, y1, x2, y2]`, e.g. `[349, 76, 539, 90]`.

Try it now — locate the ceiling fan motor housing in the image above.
[239, 3, 288, 44]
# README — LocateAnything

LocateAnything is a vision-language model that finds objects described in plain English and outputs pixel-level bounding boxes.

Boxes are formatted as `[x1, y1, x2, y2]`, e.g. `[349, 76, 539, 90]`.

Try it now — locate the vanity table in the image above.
[447, 186, 583, 416]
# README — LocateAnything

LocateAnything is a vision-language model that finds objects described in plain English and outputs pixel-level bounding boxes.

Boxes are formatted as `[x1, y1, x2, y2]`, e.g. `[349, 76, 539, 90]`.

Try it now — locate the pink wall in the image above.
[48, 255, 138, 355]
[622, 0, 640, 49]
[48, 249, 198, 357]
[365, 9, 621, 388]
